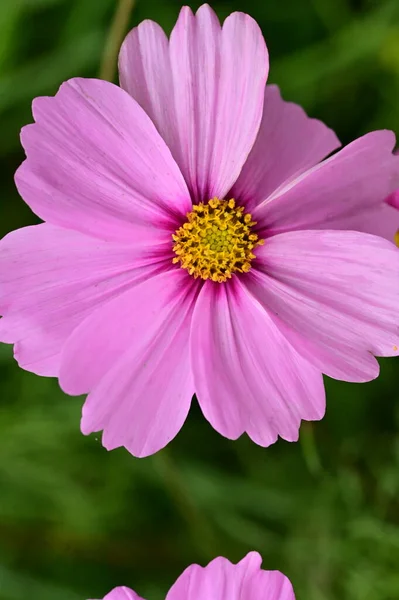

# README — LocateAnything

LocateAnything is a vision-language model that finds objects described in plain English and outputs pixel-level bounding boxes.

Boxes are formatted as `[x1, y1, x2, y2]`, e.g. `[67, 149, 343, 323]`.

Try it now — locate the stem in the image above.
[153, 449, 217, 561]
[99, 0, 135, 82]
[300, 422, 323, 476]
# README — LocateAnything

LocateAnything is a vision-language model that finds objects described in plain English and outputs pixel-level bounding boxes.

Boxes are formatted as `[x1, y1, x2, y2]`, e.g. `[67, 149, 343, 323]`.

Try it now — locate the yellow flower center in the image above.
[172, 197, 264, 282]
[395, 230, 399, 247]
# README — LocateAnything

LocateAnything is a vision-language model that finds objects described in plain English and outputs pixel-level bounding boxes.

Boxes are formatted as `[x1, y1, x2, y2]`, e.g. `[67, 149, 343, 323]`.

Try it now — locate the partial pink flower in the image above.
[338, 199, 399, 244]
[384, 175, 399, 245]
[91, 553, 295, 600]
[92, 588, 143, 600]
[387, 188, 399, 211]
[338, 149, 399, 244]
[1, 4, 399, 456]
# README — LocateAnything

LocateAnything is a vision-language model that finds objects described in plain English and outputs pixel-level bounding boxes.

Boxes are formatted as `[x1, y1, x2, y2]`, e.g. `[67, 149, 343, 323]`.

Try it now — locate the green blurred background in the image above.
[1, 0, 399, 598]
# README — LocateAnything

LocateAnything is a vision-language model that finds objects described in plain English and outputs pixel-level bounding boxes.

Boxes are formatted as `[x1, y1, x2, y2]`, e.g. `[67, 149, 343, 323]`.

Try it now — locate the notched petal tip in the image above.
[368, 128, 397, 152]
[195, 3, 219, 17]
[177, 4, 195, 21]
[79, 413, 94, 437]
[239, 550, 263, 569]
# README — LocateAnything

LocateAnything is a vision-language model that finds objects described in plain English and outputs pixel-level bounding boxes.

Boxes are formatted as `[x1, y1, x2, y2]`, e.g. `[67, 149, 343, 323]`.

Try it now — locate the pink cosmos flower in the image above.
[90, 552, 295, 600]
[1, 4, 399, 457]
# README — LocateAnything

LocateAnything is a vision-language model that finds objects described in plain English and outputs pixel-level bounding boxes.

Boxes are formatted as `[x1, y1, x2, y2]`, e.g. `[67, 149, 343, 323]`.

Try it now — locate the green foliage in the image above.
[0, 0, 399, 599]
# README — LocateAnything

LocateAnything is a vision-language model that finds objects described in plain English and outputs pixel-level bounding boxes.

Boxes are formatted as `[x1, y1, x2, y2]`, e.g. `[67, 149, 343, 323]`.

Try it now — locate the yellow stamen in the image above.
[172, 197, 264, 282]
[394, 229, 399, 248]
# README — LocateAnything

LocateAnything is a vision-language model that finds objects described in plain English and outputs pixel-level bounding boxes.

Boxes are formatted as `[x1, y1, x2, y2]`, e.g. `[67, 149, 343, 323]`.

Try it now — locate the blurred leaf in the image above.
[0, 564, 82, 600]
[0, 4, 22, 71]
[0, 30, 103, 113]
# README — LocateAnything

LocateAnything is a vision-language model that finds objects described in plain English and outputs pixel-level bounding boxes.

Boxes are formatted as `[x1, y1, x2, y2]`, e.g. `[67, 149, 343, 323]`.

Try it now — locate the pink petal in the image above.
[253, 131, 399, 236]
[231, 85, 340, 211]
[247, 230, 399, 383]
[0, 223, 165, 376]
[166, 552, 295, 600]
[190, 278, 325, 447]
[119, 20, 180, 172]
[60, 269, 199, 458]
[16, 78, 191, 243]
[102, 588, 144, 600]
[119, 5, 268, 202]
